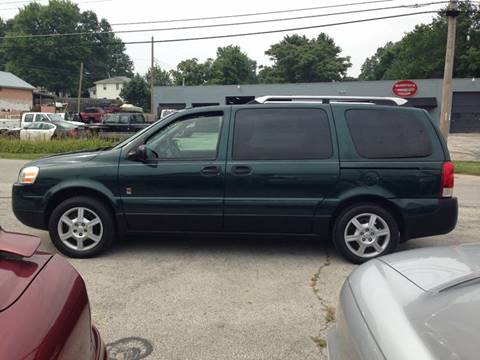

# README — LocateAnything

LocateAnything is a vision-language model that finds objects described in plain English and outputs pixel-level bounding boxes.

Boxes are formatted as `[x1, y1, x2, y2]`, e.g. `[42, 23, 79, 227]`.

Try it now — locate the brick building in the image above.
[0, 71, 34, 112]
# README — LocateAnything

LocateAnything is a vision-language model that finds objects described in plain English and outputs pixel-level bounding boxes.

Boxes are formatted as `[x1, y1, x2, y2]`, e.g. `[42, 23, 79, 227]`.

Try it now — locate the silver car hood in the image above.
[348, 244, 480, 360]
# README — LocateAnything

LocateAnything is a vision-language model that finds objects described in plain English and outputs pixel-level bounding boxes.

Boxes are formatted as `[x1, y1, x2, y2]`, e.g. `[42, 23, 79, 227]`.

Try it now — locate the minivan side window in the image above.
[232, 108, 332, 161]
[345, 109, 433, 159]
[145, 113, 223, 160]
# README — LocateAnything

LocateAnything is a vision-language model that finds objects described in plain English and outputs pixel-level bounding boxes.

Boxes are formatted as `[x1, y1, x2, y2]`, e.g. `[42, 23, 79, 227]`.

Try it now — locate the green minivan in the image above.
[12, 96, 458, 263]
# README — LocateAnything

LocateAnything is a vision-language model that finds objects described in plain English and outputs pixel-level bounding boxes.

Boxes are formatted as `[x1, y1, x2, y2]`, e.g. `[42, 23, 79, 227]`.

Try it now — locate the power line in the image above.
[0, 1, 448, 39]
[122, 10, 443, 44]
[110, 0, 399, 26]
[0, 9, 443, 49]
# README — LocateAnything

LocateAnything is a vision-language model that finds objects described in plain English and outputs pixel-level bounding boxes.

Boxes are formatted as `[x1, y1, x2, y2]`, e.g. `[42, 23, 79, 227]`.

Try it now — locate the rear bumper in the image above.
[402, 197, 458, 241]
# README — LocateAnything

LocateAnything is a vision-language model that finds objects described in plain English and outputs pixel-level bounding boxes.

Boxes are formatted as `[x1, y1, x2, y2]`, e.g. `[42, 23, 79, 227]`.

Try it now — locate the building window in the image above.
[103, 84, 107, 90]
[116, 83, 120, 90]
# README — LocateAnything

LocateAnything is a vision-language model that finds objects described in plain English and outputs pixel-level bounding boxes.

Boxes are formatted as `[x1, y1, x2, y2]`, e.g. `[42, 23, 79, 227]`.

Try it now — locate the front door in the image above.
[118, 110, 229, 232]
[224, 106, 339, 234]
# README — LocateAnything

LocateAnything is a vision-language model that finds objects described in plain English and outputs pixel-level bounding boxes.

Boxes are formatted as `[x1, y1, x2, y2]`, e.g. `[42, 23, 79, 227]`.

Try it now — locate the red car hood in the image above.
[0, 228, 52, 311]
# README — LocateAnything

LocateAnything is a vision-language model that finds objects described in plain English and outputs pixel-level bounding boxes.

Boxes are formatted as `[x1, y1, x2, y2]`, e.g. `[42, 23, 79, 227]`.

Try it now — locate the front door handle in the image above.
[231, 165, 253, 176]
[200, 165, 221, 176]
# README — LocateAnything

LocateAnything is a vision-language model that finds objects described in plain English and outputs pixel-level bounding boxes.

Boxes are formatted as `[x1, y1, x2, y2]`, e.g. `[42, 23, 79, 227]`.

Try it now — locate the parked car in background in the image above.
[80, 107, 105, 123]
[20, 120, 88, 141]
[96, 112, 148, 133]
[105, 103, 120, 113]
[1, 112, 84, 131]
[12, 96, 457, 260]
[328, 244, 480, 360]
[0, 226, 106, 359]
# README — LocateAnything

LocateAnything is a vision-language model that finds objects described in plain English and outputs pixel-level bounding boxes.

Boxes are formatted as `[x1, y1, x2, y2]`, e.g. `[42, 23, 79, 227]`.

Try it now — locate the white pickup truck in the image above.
[0, 112, 82, 131]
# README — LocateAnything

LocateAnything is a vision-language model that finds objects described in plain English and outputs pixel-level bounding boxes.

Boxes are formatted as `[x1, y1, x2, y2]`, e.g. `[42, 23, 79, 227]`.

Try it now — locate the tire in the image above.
[48, 196, 115, 258]
[333, 203, 399, 264]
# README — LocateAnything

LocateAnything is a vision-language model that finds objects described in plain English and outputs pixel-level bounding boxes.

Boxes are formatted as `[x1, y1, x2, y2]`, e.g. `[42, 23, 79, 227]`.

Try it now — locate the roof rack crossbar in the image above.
[254, 95, 407, 106]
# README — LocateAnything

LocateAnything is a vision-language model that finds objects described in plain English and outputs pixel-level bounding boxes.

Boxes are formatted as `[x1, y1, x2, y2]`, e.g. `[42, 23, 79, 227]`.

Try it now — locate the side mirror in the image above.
[127, 144, 148, 162]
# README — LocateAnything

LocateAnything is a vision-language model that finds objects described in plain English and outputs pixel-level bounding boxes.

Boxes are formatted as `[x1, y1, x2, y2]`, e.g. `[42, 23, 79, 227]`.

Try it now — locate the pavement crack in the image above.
[309, 249, 336, 357]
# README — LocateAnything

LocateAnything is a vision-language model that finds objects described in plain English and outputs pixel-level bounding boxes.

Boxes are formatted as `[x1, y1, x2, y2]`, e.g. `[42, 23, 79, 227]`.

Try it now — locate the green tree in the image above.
[120, 74, 150, 111]
[146, 64, 172, 86]
[359, 1, 480, 80]
[170, 58, 213, 85]
[210, 45, 256, 84]
[1, 0, 132, 95]
[258, 34, 351, 83]
[0, 18, 12, 70]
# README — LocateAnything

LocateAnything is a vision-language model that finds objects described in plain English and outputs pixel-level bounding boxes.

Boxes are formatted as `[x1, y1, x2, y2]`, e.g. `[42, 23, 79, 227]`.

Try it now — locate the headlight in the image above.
[18, 166, 39, 184]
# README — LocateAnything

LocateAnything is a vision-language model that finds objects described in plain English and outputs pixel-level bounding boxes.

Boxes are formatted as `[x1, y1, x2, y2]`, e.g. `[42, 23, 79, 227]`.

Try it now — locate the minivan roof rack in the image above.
[253, 95, 407, 106]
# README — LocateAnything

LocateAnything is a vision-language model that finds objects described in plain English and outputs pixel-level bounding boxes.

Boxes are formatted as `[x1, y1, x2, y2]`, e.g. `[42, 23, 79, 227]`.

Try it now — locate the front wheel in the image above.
[333, 203, 399, 264]
[48, 196, 115, 258]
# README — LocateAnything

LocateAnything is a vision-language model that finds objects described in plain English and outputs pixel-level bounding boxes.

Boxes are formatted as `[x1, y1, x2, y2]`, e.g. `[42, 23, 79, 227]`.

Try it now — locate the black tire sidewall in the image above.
[333, 203, 399, 264]
[48, 196, 115, 258]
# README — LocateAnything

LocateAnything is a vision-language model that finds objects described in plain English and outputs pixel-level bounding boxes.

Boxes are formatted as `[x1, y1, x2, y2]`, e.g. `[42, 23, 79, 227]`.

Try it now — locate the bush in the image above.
[0, 138, 119, 154]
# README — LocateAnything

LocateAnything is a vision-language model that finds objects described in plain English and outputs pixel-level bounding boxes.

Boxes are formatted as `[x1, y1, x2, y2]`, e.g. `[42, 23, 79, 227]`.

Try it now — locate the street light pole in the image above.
[439, 0, 459, 141]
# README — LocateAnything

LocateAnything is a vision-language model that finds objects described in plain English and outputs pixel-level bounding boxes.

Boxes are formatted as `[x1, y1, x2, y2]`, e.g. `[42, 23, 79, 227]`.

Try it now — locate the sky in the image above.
[0, 0, 445, 77]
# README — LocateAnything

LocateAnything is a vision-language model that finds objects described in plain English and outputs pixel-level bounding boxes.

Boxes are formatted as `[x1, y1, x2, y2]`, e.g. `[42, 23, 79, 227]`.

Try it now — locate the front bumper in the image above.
[401, 197, 458, 241]
[12, 184, 47, 230]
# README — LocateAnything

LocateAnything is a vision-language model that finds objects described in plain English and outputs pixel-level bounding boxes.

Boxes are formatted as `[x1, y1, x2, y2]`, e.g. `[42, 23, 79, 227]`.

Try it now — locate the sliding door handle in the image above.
[200, 165, 221, 176]
[231, 165, 253, 176]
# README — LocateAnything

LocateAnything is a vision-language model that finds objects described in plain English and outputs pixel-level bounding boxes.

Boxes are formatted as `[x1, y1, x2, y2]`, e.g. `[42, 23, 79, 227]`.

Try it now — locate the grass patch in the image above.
[311, 336, 327, 349]
[0, 138, 118, 157]
[454, 161, 480, 176]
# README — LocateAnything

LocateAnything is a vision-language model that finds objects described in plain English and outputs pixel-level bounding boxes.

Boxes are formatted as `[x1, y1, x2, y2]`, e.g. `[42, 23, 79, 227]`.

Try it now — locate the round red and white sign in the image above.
[392, 80, 418, 97]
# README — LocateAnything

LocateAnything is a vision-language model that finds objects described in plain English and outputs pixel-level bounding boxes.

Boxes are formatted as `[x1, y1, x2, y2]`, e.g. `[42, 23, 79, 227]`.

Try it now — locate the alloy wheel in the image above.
[57, 207, 103, 251]
[344, 213, 390, 258]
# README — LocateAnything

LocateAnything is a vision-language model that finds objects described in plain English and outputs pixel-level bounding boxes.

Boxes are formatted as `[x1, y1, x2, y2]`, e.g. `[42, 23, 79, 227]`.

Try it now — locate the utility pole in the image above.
[439, 0, 459, 141]
[77, 61, 84, 113]
[150, 36, 155, 119]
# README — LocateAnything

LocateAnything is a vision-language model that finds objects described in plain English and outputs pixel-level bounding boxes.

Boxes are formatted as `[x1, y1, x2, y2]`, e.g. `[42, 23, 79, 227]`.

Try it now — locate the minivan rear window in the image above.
[345, 109, 433, 159]
[233, 108, 332, 161]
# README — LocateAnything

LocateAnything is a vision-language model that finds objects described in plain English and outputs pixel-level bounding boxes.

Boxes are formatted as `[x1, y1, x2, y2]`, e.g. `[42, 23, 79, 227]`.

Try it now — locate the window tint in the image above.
[146, 113, 223, 160]
[26, 122, 42, 129]
[232, 108, 332, 161]
[345, 109, 433, 159]
[133, 114, 145, 123]
[35, 114, 49, 122]
[40, 123, 55, 130]
[104, 114, 119, 124]
[119, 115, 130, 124]
[24, 114, 33, 122]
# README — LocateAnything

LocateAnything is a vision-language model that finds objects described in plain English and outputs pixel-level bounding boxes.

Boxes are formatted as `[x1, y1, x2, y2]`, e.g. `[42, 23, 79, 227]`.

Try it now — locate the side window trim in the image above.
[231, 107, 334, 161]
[345, 108, 433, 159]
[144, 111, 225, 162]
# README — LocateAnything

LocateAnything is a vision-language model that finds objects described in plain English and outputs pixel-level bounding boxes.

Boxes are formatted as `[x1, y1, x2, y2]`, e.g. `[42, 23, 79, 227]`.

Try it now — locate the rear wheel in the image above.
[48, 196, 115, 258]
[333, 203, 399, 264]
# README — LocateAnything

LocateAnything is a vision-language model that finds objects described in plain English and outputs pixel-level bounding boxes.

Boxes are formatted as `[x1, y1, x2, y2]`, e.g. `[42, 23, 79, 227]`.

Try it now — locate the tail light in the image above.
[440, 161, 454, 198]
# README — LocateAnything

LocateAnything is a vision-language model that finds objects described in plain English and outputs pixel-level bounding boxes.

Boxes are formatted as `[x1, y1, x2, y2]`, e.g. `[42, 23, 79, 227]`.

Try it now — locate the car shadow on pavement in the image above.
[109, 233, 337, 258]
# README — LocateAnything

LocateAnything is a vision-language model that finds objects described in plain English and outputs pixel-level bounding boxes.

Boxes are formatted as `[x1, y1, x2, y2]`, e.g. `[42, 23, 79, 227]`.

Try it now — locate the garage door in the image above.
[451, 92, 480, 133]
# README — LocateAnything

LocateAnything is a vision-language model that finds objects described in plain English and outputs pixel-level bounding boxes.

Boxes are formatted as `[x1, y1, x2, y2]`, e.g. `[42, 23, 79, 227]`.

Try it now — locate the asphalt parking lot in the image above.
[1, 158, 479, 360]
